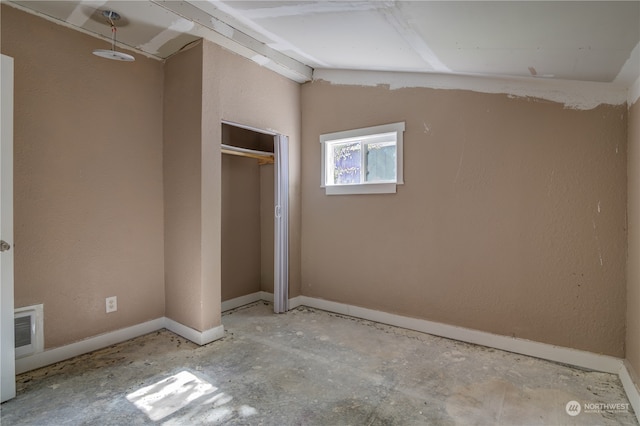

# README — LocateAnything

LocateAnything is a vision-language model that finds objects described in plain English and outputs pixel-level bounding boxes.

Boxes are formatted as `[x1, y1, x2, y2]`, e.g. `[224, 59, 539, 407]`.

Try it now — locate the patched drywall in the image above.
[628, 99, 640, 375]
[1, 6, 165, 349]
[313, 69, 629, 111]
[301, 80, 627, 357]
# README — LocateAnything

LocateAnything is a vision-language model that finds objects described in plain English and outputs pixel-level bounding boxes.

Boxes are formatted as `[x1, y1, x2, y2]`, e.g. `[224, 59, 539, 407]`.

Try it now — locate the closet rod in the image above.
[221, 143, 274, 165]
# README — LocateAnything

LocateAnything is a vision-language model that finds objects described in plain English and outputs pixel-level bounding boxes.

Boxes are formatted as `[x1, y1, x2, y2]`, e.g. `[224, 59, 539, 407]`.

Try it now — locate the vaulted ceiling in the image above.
[7, 1, 640, 86]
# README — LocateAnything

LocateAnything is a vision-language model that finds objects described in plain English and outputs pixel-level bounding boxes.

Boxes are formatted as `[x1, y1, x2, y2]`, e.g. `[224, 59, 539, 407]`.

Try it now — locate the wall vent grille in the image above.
[14, 314, 32, 348]
[14, 305, 43, 359]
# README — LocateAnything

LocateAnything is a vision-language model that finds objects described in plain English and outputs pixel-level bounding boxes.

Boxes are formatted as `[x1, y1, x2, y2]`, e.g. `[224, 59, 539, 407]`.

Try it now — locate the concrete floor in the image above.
[1, 302, 637, 425]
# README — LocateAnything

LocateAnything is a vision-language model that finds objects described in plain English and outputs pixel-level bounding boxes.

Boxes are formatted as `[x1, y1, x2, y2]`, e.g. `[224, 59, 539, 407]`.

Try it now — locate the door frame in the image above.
[220, 120, 289, 313]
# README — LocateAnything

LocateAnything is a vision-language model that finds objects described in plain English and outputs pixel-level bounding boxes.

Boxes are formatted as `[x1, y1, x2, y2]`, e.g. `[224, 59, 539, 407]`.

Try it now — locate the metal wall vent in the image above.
[14, 314, 32, 348]
[14, 305, 43, 359]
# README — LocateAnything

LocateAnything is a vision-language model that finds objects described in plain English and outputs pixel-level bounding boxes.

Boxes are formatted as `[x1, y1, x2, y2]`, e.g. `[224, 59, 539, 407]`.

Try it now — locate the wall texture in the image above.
[221, 125, 275, 297]
[3, 4, 300, 346]
[221, 125, 265, 302]
[6, 1, 630, 366]
[261, 164, 275, 294]
[201, 40, 301, 309]
[301, 81, 627, 357]
[1, 6, 165, 349]
[163, 43, 204, 330]
[221, 154, 261, 301]
[628, 99, 640, 378]
[163, 40, 300, 332]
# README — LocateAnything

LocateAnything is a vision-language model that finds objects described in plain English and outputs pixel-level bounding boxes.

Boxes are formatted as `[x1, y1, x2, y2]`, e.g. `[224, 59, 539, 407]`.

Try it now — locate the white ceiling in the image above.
[7, 1, 640, 86]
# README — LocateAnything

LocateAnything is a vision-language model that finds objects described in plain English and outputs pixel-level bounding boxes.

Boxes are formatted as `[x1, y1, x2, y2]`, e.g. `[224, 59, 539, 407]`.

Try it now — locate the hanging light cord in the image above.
[105, 11, 117, 51]
[110, 25, 117, 51]
[92, 10, 134, 61]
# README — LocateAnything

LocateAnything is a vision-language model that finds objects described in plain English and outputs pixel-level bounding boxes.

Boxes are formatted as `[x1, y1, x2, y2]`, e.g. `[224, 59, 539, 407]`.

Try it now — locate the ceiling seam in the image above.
[380, 5, 450, 73]
[5, 1, 162, 62]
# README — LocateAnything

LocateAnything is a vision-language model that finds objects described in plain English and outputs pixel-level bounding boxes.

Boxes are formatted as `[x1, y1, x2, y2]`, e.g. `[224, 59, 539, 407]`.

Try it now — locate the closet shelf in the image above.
[221, 143, 274, 165]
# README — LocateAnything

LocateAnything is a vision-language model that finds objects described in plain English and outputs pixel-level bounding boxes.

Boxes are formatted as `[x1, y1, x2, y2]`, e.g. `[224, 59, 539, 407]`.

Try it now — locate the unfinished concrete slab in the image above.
[1, 302, 637, 425]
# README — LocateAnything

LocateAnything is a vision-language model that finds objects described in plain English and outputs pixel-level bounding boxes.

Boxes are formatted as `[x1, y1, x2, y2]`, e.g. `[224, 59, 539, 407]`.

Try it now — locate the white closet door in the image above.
[274, 135, 289, 313]
[1, 54, 16, 403]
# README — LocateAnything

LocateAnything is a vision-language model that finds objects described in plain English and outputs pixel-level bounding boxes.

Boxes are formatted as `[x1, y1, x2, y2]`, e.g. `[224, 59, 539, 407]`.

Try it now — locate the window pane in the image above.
[366, 142, 396, 182]
[332, 142, 361, 184]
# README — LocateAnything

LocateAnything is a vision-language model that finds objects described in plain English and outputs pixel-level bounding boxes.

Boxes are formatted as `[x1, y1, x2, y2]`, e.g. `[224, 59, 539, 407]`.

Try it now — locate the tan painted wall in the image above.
[220, 125, 274, 299]
[163, 43, 204, 330]
[628, 99, 640, 376]
[1, 6, 165, 349]
[201, 41, 301, 310]
[301, 81, 627, 357]
[221, 125, 262, 301]
[222, 155, 261, 300]
[220, 124, 275, 298]
[3, 7, 297, 345]
[221, 154, 261, 301]
[164, 41, 300, 331]
[261, 164, 275, 293]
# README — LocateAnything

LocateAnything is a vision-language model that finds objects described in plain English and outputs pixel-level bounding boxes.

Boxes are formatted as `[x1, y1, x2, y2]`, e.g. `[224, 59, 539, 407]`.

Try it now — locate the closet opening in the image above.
[221, 121, 289, 314]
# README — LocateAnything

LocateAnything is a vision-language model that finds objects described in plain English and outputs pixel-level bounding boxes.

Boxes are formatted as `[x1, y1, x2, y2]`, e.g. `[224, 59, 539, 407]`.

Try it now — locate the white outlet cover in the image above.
[106, 296, 117, 313]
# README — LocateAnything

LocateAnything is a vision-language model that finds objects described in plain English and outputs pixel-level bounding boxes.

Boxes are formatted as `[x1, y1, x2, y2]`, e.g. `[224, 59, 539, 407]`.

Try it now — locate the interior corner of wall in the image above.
[625, 359, 640, 386]
[620, 359, 640, 423]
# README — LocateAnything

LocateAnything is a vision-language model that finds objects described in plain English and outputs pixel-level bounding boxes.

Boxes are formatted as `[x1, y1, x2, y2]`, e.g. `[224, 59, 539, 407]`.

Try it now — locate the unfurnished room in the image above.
[0, 1, 639, 425]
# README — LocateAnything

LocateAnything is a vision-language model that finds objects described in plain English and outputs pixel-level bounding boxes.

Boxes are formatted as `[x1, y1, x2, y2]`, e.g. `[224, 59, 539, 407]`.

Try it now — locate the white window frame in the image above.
[320, 122, 405, 195]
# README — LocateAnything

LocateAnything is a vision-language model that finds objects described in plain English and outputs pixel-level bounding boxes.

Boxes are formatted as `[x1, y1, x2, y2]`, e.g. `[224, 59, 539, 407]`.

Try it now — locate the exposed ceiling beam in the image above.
[152, 1, 313, 82]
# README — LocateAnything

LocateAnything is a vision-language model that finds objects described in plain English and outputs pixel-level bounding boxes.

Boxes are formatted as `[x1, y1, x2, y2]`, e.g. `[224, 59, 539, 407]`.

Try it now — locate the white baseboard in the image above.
[620, 360, 640, 420]
[11, 293, 640, 423]
[15, 316, 226, 374]
[222, 291, 295, 309]
[295, 296, 622, 373]
[163, 318, 224, 346]
[221, 291, 273, 312]
[293, 295, 639, 422]
[289, 295, 303, 309]
[15, 317, 165, 375]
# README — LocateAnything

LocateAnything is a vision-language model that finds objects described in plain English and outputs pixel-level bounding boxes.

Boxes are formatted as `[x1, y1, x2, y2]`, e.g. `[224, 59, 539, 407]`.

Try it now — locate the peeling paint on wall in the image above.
[313, 69, 629, 111]
[592, 219, 604, 267]
[629, 75, 640, 107]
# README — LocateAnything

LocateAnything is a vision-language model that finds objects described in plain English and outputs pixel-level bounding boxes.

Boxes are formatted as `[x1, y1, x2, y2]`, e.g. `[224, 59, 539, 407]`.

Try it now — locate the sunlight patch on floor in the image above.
[126, 370, 218, 421]
[126, 370, 259, 423]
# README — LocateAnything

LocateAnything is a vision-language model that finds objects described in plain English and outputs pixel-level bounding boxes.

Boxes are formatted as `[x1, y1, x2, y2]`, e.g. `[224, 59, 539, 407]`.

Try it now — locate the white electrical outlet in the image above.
[106, 296, 117, 313]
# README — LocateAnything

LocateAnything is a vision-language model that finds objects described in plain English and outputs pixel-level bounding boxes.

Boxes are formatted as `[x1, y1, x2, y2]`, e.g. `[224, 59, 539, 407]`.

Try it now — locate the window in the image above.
[320, 122, 405, 195]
